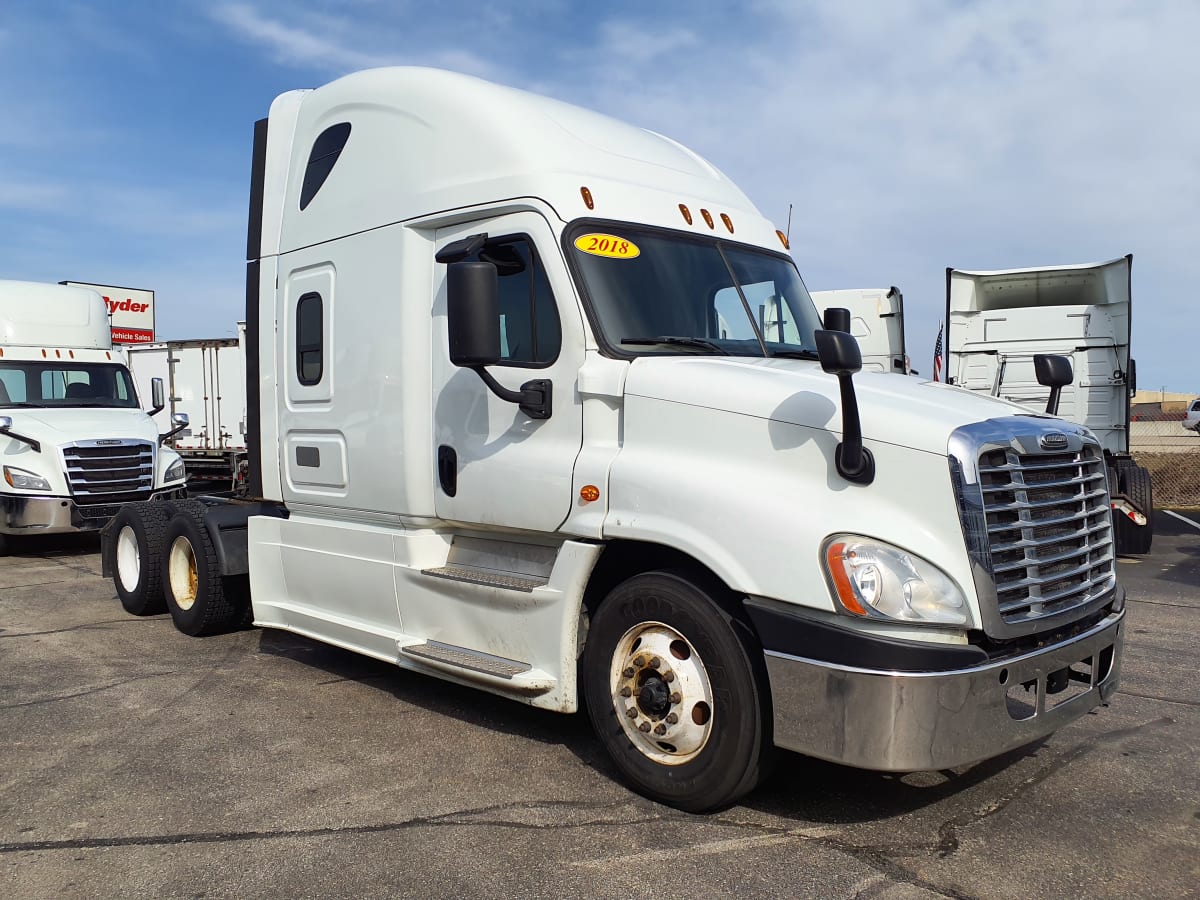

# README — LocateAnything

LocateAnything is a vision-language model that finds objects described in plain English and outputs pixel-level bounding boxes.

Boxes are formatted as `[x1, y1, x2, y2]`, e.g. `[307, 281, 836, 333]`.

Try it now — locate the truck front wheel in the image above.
[162, 505, 241, 636]
[108, 504, 171, 616]
[582, 572, 772, 812]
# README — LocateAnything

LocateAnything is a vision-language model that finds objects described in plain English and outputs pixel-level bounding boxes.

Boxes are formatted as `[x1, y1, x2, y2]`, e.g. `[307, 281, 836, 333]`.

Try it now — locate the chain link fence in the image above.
[1130, 411, 1200, 509]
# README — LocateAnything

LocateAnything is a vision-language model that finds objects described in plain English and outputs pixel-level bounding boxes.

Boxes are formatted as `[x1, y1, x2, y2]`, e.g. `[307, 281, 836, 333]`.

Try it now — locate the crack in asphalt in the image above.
[0, 799, 648, 854]
[0, 618, 145, 639]
[707, 815, 974, 900]
[0, 671, 180, 709]
[1125, 598, 1200, 610]
[930, 716, 1174, 859]
[1116, 689, 1200, 709]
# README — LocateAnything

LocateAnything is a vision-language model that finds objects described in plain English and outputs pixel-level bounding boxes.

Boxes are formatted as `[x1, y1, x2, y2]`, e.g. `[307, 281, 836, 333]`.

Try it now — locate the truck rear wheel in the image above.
[162, 504, 241, 636]
[582, 571, 772, 812]
[1114, 462, 1154, 555]
[109, 504, 172, 616]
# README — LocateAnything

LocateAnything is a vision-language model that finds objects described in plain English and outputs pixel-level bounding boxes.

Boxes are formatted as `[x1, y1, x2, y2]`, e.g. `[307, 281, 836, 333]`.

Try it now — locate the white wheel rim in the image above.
[609, 621, 714, 766]
[115, 525, 141, 592]
[167, 536, 199, 611]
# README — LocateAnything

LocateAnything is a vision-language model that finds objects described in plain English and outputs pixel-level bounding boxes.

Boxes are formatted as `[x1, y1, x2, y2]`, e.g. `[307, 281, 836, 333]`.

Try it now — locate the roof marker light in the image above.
[580, 186, 594, 210]
[776, 230, 790, 249]
[69, 350, 75, 358]
[720, 213, 734, 234]
[679, 204, 692, 225]
[700, 209, 714, 229]
[106, 351, 111, 360]
[41, 349, 47, 358]
[56, 349, 61, 358]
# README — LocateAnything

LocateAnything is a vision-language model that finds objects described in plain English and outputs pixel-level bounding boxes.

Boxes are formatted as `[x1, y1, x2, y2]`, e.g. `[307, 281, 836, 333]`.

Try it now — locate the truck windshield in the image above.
[567, 224, 823, 358]
[0, 362, 139, 409]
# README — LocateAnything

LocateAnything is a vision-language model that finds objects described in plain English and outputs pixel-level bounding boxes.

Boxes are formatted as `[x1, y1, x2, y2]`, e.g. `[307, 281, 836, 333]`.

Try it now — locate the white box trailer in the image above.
[127, 328, 248, 489]
[102, 68, 1125, 811]
[945, 256, 1152, 554]
[810, 287, 911, 374]
[0, 280, 187, 553]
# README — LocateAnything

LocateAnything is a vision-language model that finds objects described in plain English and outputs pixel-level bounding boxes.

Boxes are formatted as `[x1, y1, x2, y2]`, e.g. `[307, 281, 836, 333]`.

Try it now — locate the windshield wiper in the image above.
[769, 349, 820, 360]
[621, 336, 730, 355]
[1, 401, 49, 408]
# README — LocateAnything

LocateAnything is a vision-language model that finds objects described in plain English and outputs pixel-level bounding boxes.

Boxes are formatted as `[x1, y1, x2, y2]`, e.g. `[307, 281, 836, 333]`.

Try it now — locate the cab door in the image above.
[431, 211, 585, 532]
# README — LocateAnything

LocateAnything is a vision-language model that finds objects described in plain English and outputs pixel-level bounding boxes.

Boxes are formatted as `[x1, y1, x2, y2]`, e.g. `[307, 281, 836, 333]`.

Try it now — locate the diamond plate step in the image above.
[421, 564, 548, 592]
[401, 641, 530, 679]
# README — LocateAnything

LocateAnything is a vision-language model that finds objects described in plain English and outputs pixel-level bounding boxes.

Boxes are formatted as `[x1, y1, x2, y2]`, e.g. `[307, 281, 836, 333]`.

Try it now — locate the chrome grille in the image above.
[62, 441, 154, 504]
[949, 418, 1117, 639]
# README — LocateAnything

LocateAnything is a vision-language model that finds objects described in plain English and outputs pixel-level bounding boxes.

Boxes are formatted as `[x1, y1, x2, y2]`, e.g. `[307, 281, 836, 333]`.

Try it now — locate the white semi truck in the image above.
[0, 281, 189, 554]
[103, 68, 1125, 811]
[127, 329, 249, 490]
[945, 257, 1153, 554]
[810, 287, 911, 374]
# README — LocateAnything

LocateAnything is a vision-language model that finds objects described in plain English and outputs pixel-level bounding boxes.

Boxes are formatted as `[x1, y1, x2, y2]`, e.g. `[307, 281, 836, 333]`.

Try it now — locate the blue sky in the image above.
[2, 0, 1196, 391]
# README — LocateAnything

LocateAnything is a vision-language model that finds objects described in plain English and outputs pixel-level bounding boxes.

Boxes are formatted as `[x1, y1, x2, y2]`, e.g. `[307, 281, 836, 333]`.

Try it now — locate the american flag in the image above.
[933, 322, 944, 382]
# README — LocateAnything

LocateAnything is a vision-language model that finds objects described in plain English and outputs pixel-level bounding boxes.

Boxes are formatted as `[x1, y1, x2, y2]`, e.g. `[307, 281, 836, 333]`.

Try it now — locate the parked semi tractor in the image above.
[104, 68, 1125, 811]
[945, 256, 1153, 554]
[0, 280, 188, 553]
[810, 287, 911, 374]
[127, 328, 249, 490]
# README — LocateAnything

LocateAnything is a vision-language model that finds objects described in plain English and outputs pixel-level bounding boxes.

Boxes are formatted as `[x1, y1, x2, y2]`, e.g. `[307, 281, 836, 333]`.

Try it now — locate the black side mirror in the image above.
[444, 260, 552, 419]
[150, 377, 166, 415]
[1033, 353, 1073, 415]
[815, 329, 874, 485]
[822, 307, 851, 333]
[447, 262, 501, 367]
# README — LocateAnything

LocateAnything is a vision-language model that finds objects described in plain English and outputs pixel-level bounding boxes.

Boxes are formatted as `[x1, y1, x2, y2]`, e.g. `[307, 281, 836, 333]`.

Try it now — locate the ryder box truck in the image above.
[0, 281, 188, 553]
[103, 68, 1125, 811]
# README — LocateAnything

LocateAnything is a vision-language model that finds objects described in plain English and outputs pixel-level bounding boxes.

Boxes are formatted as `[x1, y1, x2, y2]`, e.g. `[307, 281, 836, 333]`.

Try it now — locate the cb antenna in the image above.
[785, 203, 793, 243]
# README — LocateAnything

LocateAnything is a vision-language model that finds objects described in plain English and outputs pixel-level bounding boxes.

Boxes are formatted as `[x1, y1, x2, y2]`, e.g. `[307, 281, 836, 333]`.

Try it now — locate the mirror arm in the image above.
[831, 372, 875, 484]
[1045, 385, 1062, 416]
[158, 423, 189, 446]
[0, 423, 41, 453]
[472, 367, 553, 420]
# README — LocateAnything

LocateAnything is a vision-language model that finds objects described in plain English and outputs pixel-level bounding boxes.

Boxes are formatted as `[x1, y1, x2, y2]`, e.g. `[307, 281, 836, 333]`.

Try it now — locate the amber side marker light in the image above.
[580, 485, 600, 502]
[776, 230, 790, 249]
[679, 204, 693, 225]
[825, 541, 868, 616]
[720, 213, 734, 234]
[580, 186, 594, 210]
[700, 208, 714, 229]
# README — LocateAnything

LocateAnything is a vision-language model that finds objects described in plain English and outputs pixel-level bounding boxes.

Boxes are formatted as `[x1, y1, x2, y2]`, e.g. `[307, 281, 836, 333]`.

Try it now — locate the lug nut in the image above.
[622, 667, 635, 678]
[633, 656, 646, 668]
[654, 724, 667, 735]
[663, 670, 675, 682]
[669, 692, 681, 704]
[626, 707, 639, 719]
[619, 686, 632, 698]
[649, 656, 661, 669]
[666, 713, 679, 725]
[638, 721, 652, 733]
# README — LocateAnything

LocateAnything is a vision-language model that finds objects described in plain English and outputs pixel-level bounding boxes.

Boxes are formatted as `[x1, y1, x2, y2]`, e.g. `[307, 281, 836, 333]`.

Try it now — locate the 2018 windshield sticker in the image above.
[574, 234, 640, 259]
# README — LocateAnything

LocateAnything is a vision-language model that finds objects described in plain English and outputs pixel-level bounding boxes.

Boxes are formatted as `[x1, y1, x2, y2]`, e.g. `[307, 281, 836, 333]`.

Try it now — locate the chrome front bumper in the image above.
[764, 610, 1124, 771]
[0, 491, 185, 535]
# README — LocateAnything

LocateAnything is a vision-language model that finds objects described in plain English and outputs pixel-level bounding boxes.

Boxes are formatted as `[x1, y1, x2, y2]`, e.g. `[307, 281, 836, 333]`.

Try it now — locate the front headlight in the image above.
[164, 458, 187, 483]
[3, 465, 51, 492]
[823, 536, 969, 627]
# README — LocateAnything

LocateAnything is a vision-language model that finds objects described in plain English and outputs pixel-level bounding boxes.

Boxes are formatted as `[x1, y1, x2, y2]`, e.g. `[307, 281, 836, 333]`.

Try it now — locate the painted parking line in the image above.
[1163, 509, 1200, 532]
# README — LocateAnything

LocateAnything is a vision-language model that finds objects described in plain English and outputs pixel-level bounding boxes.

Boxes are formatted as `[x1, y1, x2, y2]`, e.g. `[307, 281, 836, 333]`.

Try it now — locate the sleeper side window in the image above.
[464, 237, 561, 367]
[296, 292, 324, 385]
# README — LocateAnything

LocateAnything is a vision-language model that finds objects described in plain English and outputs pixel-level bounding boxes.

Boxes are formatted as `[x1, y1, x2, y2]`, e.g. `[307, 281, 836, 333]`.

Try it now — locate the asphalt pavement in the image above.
[1, 512, 1197, 899]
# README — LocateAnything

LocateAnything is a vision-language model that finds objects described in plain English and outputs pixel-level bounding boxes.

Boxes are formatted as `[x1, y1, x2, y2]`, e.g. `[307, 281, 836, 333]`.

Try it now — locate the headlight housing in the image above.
[823, 536, 969, 627]
[164, 458, 187, 484]
[3, 465, 51, 492]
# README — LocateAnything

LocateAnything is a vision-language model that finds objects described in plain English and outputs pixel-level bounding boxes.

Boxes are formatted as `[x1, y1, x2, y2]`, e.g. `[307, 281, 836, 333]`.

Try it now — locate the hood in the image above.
[623, 356, 1033, 456]
[2, 407, 159, 450]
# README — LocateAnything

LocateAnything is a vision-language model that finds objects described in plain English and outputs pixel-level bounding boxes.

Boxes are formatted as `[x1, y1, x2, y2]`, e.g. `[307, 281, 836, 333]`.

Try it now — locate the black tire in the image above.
[162, 504, 240, 636]
[581, 571, 773, 812]
[1114, 462, 1154, 555]
[108, 504, 172, 615]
